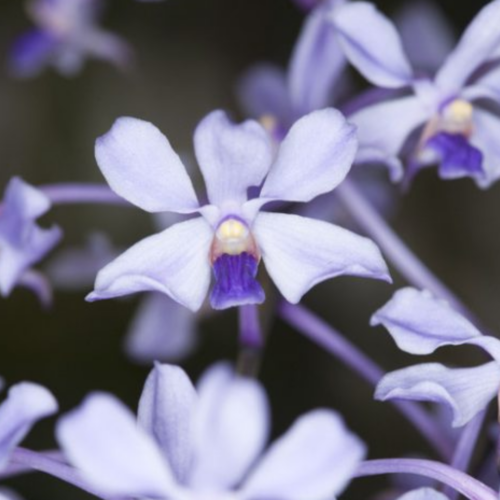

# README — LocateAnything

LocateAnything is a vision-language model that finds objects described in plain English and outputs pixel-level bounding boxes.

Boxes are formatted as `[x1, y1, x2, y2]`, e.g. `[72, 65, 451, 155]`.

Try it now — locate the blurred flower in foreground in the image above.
[0, 177, 61, 305]
[87, 109, 390, 311]
[9, 0, 132, 78]
[0, 381, 58, 470]
[57, 362, 365, 499]
[47, 229, 201, 363]
[331, 0, 500, 187]
[373, 287, 500, 427]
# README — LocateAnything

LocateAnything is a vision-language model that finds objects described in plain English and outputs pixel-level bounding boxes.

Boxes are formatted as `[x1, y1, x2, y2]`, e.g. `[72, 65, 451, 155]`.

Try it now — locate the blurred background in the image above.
[0, 0, 499, 498]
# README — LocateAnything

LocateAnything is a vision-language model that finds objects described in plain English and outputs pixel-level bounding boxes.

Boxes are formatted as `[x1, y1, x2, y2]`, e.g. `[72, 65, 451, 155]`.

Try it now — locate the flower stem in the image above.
[336, 179, 482, 327]
[237, 305, 263, 377]
[355, 458, 497, 500]
[9, 448, 131, 500]
[443, 411, 486, 500]
[278, 301, 453, 460]
[40, 183, 129, 207]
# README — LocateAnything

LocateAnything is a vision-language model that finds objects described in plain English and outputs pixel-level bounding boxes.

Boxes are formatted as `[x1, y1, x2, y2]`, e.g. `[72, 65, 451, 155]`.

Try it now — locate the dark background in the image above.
[0, 0, 498, 498]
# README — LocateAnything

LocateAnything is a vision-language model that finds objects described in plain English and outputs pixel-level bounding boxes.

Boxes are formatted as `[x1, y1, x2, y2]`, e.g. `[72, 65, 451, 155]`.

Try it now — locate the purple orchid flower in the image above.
[0, 381, 58, 471]
[47, 229, 200, 362]
[0, 488, 24, 500]
[396, 489, 449, 500]
[56, 362, 366, 499]
[331, 0, 500, 187]
[0, 177, 62, 304]
[86, 109, 390, 311]
[372, 287, 500, 427]
[239, 0, 346, 137]
[9, 0, 132, 78]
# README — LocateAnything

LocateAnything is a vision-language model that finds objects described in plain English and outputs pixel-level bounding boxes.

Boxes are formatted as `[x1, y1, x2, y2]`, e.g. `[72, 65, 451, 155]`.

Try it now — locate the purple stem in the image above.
[443, 411, 486, 500]
[238, 304, 262, 349]
[336, 179, 483, 327]
[356, 458, 497, 500]
[40, 183, 129, 207]
[278, 301, 453, 460]
[9, 448, 131, 500]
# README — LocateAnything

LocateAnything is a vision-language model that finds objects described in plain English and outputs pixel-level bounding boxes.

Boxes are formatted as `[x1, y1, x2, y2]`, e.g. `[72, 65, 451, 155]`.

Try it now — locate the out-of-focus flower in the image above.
[57, 362, 365, 500]
[47, 229, 200, 362]
[373, 287, 500, 427]
[0, 177, 61, 304]
[87, 109, 390, 311]
[396, 489, 449, 500]
[0, 382, 58, 470]
[9, 0, 132, 78]
[238, 0, 346, 138]
[331, 0, 500, 187]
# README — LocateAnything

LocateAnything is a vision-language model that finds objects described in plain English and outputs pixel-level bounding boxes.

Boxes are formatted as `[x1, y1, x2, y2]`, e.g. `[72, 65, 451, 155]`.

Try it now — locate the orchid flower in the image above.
[0, 177, 61, 304]
[331, 0, 500, 187]
[57, 362, 365, 500]
[9, 0, 132, 78]
[87, 109, 390, 311]
[373, 287, 500, 427]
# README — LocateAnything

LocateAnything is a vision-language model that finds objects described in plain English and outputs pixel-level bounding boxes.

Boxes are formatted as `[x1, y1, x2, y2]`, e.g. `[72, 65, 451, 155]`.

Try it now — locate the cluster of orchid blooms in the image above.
[3, 0, 500, 499]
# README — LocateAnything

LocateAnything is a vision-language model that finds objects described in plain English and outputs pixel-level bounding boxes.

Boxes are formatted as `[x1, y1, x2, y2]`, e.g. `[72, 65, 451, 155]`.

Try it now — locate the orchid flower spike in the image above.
[331, 0, 500, 187]
[87, 109, 390, 311]
[373, 287, 500, 427]
[0, 177, 62, 304]
[239, 0, 346, 138]
[9, 0, 132, 78]
[57, 362, 366, 500]
[0, 381, 58, 471]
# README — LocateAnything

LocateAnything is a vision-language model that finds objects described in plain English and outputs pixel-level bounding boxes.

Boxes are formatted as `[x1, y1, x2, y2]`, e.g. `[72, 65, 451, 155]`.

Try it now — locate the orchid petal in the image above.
[332, 2, 413, 88]
[189, 363, 269, 490]
[243, 409, 365, 500]
[249, 108, 356, 213]
[436, 0, 500, 92]
[125, 293, 198, 363]
[288, 0, 346, 114]
[0, 383, 58, 470]
[350, 96, 428, 176]
[376, 362, 500, 427]
[57, 393, 178, 497]
[87, 217, 213, 312]
[397, 488, 450, 500]
[253, 212, 390, 304]
[95, 117, 199, 213]
[138, 363, 197, 484]
[194, 111, 273, 207]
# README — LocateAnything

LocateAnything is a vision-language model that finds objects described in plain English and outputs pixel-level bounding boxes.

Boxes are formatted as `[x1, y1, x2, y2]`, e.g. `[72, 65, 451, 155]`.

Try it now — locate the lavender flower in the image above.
[9, 0, 132, 78]
[0, 177, 61, 303]
[396, 489, 449, 500]
[87, 109, 390, 311]
[372, 287, 500, 427]
[331, 0, 500, 187]
[0, 381, 58, 470]
[57, 362, 365, 499]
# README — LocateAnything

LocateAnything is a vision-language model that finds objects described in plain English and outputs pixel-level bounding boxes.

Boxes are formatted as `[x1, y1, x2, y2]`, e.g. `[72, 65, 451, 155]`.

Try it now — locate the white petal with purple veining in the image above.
[87, 217, 213, 312]
[95, 117, 199, 213]
[138, 363, 197, 484]
[253, 212, 390, 304]
[57, 393, 178, 497]
[0, 383, 58, 470]
[247, 109, 356, 214]
[243, 409, 365, 500]
[189, 363, 269, 490]
[331, 2, 413, 88]
[194, 111, 273, 207]
[435, 0, 500, 93]
[376, 362, 500, 427]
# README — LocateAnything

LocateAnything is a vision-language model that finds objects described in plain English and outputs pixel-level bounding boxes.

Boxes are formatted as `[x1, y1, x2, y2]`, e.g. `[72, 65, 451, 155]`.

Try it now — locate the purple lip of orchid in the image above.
[86, 108, 390, 312]
[331, 0, 500, 188]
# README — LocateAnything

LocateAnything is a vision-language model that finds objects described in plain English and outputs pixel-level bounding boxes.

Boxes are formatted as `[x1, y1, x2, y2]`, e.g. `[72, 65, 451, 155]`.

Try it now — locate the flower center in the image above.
[439, 99, 474, 136]
[210, 218, 258, 261]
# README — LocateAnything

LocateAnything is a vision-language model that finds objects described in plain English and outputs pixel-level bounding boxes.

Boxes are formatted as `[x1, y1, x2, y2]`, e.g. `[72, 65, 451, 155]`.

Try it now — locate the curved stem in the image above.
[356, 458, 497, 500]
[443, 411, 486, 500]
[237, 305, 263, 377]
[336, 180, 483, 328]
[0, 449, 65, 479]
[9, 448, 131, 500]
[40, 183, 129, 207]
[278, 301, 453, 460]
